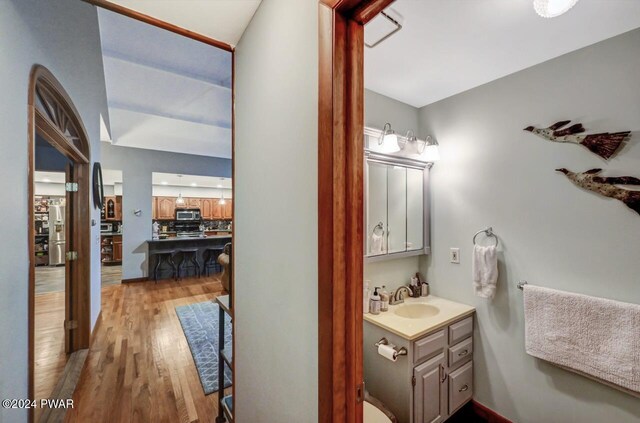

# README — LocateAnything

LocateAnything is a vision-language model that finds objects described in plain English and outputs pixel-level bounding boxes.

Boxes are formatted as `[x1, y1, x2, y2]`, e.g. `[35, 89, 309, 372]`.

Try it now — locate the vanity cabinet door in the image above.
[414, 353, 446, 423]
[366, 161, 388, 256]
[387, 165, 407, 254]
[406, 168, 424, 251]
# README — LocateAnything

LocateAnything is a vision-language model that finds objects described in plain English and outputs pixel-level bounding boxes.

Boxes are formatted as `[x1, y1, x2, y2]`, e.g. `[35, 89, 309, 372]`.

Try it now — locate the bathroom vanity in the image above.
[364, 297, 475, 423]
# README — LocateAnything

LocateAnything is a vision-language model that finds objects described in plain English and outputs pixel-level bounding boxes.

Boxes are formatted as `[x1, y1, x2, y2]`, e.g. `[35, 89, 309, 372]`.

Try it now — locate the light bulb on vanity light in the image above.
[533, 0, 580, 18]
[422, 136, 440, 163]
[378, 122, 400, 153]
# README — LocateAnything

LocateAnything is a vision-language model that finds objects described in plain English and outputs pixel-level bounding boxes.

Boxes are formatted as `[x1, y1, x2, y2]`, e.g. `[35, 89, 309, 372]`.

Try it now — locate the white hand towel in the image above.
[371, 233, 384, 254]
[472, 245, 498, 299]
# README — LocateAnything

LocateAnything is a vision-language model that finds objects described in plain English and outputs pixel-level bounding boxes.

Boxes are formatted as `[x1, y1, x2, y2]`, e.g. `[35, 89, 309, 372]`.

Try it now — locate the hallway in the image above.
[65, 276, 228, 422]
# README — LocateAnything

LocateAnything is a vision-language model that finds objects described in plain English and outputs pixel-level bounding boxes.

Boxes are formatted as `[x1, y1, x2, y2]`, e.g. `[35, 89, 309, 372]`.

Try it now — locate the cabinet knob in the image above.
[459, 384, 469, 392]
[458, 349, 468, 357]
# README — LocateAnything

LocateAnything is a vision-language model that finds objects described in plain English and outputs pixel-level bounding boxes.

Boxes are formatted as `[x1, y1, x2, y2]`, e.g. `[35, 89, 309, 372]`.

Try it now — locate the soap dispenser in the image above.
[370, 287, 381, 315]
[380, 286, 389, 312]
[364, 280, 371, 314]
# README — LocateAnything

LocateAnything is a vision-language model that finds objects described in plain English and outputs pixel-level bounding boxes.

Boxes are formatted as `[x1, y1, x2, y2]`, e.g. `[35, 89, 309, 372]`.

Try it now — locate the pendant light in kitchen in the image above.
[175, 174, 186, 206]
[219, 178, 226, 205]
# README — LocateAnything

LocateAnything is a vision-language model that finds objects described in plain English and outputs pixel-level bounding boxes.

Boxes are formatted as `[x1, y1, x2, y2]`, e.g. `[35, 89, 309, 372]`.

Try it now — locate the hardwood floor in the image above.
[35, 264, 122, 294]
[65, 275, 228, 423]
[34, 291, 67, 423]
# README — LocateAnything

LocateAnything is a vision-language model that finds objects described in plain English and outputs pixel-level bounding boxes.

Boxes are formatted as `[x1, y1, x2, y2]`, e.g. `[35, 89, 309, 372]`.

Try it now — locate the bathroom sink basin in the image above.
[394, 303, 440, 319]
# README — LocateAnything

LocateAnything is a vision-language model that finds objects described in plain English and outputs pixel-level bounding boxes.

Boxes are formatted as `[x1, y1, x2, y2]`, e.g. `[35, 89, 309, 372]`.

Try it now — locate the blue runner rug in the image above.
[175, 301, 232, 395]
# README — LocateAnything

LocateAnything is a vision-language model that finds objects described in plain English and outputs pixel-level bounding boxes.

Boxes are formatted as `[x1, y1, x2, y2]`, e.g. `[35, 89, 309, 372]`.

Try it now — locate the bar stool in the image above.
[151, 249, 177, 282]
[203, 247, 224, 276]
[178, 248, 201, 279]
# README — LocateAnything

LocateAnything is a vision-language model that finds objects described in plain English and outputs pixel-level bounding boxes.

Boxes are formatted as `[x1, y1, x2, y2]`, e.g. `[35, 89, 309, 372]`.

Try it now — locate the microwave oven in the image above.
[101, 223, 113, 233]
[175, 209, 201, 221]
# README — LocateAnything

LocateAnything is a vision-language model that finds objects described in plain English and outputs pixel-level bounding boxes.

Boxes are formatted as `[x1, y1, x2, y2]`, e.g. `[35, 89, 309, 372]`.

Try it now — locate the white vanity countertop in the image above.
[363, 296, 475, 340]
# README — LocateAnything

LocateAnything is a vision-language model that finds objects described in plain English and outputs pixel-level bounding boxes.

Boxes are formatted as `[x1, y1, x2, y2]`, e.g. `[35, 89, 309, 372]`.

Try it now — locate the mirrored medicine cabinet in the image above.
[365, 132, 431, 262]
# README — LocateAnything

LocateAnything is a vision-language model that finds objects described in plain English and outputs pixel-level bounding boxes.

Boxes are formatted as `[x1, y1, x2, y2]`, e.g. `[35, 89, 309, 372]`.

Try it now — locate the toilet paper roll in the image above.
[378, 344, 397, 362]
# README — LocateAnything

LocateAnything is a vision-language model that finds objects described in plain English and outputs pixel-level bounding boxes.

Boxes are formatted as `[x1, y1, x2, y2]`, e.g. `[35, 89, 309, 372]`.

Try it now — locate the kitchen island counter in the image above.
[146, 236, 231, 280]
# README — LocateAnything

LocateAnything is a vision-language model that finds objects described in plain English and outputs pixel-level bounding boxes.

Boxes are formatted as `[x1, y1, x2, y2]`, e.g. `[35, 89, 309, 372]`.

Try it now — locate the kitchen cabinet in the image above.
[201, 198, 214, 219]
[152, 197, 157, 219]
[222, 199, 233, 219]
[363, 313, 474, 423]
[113, 235, 123, 262]
[156, 197, 176, 220]
[212, 199, 223, 219]
[103, 195, 122, 221]
[187, 197, 201, 209]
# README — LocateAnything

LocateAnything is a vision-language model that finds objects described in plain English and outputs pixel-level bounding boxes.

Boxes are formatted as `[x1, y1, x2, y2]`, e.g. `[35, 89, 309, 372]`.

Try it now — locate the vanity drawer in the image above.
[413, 329, 446, 364]
[448, 315, 473, 345]
[448, 361, 473, 414]
[448, 337, 473, 369]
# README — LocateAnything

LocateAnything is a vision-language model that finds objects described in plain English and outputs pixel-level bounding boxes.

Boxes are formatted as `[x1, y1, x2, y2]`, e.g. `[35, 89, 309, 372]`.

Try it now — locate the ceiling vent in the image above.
[365, 10, 402, 48]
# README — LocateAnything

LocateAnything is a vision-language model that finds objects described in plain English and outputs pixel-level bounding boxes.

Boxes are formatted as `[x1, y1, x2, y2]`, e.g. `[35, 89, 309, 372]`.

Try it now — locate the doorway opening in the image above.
[28, 65, 92, 420]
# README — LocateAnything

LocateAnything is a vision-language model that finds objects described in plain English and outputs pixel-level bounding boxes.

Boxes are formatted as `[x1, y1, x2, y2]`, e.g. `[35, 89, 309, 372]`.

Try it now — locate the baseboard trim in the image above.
[121, 277, 149, 283]
[472, 400, 512, 423]
[91, 310, 103, 344]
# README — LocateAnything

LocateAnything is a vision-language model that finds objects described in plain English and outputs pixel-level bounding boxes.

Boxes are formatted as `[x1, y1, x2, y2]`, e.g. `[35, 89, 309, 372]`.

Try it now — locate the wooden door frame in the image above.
[318, 1, 394, 422]
[28, 65, 92, 409]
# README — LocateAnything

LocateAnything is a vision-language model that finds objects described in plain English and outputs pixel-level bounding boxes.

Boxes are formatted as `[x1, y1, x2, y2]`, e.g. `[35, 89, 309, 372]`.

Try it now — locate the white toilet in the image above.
[364, 393, 396, 423]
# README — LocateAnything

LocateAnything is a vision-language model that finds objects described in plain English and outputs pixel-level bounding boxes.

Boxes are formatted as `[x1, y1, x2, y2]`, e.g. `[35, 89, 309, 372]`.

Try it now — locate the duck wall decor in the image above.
[524, 120, 630, 160]
[556, 168, 640, 215]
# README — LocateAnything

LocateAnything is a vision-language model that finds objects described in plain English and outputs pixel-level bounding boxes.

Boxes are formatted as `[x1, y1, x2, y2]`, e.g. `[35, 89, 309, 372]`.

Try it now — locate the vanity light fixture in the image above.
[533, 0, 580, 18]
[422, 136, 440, 162]
[379, 122, 400, 153]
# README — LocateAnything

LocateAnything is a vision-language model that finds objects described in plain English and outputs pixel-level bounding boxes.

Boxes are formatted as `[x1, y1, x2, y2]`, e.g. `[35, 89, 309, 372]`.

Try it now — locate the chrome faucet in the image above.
[390, 286, 412, 305]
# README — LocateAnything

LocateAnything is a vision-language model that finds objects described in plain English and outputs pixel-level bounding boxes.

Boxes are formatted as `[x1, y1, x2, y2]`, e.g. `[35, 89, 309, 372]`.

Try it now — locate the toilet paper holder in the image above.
[374, 337, 408, 359]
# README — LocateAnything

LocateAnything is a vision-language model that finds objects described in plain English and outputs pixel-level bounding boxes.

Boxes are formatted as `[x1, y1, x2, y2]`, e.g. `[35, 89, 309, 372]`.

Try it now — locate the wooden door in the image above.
[201, 198, 213, 219]
[64, 164, 74, 353]
[414, 353, 446, 423]
[157, 197, 176, 220]
[188, 197, 201, 209]
[223, 199, 233, 219]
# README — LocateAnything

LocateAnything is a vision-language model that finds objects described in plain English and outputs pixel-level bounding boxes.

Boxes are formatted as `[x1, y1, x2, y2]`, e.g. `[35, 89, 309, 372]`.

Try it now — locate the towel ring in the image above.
[373, 221, 384, 236]
[473, 227, 499, 247]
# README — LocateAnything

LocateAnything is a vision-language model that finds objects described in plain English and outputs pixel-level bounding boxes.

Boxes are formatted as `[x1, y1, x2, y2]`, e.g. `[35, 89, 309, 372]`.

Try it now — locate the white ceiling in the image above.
[365, 0, 640, 108]
[103, 0, 262, 47]
[152, 173, 232, 189]
[98, 9, 232, 158]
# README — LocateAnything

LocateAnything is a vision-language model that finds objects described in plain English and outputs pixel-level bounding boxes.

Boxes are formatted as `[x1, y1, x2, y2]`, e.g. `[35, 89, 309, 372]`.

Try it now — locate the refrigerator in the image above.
[49, 204, 65, 266]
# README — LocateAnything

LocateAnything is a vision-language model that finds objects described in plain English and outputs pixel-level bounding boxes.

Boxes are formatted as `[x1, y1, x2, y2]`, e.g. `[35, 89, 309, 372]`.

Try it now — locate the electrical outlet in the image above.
[450, 248, 460, 264]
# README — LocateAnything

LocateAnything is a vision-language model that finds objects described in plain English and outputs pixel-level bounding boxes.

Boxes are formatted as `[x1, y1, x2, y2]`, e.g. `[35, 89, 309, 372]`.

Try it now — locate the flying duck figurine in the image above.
[556, 168, 640, 215]
[524, 120, 630, 160]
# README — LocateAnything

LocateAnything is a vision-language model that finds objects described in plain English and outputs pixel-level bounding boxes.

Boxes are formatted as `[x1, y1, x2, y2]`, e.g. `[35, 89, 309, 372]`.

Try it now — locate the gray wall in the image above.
[419, 29, 640, 422]
[234, 0, 318, 421]
[364, 89, 424, 292]
[0, 1, 109, 421]
[101, 142, 231, 279]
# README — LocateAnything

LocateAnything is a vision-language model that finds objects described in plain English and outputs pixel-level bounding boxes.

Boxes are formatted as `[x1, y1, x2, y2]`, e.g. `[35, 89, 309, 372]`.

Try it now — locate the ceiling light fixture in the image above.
[533, 0, 580, 18]
[161, 181, 168, 185]
[379, 123, 400, 153]
[175, 175, 186, 206]
[191, 182, 197, 187]
[219, 190, 226, 205]
[42, 178, 51, 183]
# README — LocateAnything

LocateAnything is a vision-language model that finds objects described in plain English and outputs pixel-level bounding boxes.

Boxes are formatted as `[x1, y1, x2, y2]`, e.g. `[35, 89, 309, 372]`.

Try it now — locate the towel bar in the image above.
[517, 280, 528, 290]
